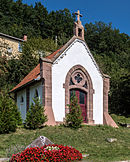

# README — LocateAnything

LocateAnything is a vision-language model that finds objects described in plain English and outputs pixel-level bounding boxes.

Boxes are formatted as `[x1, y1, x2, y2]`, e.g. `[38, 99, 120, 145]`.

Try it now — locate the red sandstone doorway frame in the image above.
[64, 65, 94, 124]
[70, 88, 87, 123]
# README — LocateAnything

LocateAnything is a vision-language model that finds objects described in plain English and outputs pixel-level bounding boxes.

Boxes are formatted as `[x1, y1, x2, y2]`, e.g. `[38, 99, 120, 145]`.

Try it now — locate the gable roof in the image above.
[47, 36, 77, 62]
[10, 64, 40, 93]
[10, 36, 74, 93]
[46, 47, 63, 59]
[10, 46, 62, 93]
[10, 36, 108, 93]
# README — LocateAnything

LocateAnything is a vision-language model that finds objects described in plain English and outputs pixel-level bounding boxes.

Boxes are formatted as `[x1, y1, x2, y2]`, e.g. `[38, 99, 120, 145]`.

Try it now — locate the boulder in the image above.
[126, 124, 130, 128]
[26, 136, 53, 149]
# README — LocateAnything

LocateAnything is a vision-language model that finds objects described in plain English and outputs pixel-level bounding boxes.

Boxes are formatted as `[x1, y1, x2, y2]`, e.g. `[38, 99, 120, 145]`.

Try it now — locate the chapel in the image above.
[10, 10, 118, 127]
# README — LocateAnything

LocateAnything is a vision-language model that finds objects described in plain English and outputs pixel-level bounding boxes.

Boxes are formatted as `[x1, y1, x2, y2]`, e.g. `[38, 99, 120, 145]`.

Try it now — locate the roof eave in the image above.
[0, 32, 24, 42]
[51, 36, 81, 62]
[9, 78, 41, 94]
[48, 35, 110, 78]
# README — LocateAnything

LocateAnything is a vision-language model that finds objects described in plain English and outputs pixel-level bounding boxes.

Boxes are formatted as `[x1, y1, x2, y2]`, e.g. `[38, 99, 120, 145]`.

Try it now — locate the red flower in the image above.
[10, 144, 82, 162]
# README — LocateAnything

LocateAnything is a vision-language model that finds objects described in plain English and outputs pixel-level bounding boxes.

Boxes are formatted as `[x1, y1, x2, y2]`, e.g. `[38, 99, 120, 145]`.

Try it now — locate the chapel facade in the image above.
[10, 11, 118, 128]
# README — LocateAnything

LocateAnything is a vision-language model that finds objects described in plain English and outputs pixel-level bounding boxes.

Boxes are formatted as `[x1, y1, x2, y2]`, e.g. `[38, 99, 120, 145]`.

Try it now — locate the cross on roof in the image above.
[75, 10, 82, 22]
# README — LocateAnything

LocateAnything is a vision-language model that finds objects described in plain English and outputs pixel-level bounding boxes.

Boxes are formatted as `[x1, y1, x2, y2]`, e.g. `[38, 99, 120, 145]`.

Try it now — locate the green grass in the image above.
[111, 114, 130, 126]
[0, 115, 130, 161]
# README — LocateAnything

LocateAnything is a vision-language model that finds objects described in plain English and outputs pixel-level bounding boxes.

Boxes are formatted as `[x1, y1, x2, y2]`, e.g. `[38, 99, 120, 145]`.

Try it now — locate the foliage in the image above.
[0, 92, 22, 134]
[0, 40, 22, 89]
[85, 21, 130, 116]
[111, 114, 130, 127]
[65, 95, 83, 129]
[22, 37, 57, 59]
[25, 98, 47, 129]
[0, 36, 58, 89]
[9, 37, 57, 85]
[48, 8, 74, 45]
[10, 144, 82, 162]
[14, 37, 56, 83]
[0, 1, 74, 43]
[0, 56, 9, 88]
[109, 72, 130, 116]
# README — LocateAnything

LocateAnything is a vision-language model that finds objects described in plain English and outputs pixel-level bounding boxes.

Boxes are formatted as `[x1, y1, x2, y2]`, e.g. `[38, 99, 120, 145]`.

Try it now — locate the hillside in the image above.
[0, 115, 130, 161]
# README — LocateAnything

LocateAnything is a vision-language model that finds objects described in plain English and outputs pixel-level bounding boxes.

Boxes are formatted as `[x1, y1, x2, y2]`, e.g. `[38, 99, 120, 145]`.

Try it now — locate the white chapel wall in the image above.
[29, 82, 42, 105]
[17, 89, 26, 121]
[52, 39, 103, 124]
[17, 82, 42, 121]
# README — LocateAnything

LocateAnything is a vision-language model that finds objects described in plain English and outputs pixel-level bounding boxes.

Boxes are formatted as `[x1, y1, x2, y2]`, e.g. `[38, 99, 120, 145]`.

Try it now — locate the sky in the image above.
[22, 0, 130, 36]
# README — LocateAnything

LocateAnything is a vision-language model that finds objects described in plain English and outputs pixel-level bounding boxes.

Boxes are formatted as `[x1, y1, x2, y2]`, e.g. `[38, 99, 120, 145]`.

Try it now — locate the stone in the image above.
[0, 158, 10, 162]
[126, 124, 130, 128]
[26, 136, 53, 149]
[106, 138, 117, 143]
[82, 154, 89, 158]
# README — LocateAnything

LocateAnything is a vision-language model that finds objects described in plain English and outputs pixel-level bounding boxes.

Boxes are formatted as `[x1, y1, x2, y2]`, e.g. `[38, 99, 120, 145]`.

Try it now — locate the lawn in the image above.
[0, 115, 130, 162]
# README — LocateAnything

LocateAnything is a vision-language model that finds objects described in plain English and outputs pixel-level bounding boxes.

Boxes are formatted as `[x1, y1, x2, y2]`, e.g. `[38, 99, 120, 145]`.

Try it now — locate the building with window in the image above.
[0, 33, 27, 59]
[10, 11, 118, 127]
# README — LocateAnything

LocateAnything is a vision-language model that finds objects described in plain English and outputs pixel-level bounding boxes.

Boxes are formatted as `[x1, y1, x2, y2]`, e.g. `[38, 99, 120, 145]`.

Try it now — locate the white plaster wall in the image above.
[29, 82, 42, 105]
[52, 39, 103, 124]
[17, 89, 26, 121]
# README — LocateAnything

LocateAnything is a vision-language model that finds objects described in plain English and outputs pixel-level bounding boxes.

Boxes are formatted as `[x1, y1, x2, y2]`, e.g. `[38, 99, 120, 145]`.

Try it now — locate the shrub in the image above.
[25, 98, 47, 129]
[0, 93, 22, 134]
[10, 144, 82, 161]
[65, 95, 83, 129]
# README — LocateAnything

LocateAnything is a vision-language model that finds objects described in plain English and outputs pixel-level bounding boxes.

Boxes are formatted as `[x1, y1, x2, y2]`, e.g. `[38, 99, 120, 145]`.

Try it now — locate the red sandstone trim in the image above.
[64, 65, 94, 124]
[40, 59, 56, 126]
[103, 75, 118, 128]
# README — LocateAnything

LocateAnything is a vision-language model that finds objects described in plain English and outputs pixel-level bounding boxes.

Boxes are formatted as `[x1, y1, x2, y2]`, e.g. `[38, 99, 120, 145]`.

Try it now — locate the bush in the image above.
[0, 93, 22, 134]
[25, 98, 47, 129]
[10, 144, 82, 161]
[65, 95, 83, 129]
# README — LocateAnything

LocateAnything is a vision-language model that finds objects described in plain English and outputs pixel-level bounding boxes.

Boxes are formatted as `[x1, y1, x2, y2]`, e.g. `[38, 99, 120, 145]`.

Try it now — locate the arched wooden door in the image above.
[70, 89, 87, 123]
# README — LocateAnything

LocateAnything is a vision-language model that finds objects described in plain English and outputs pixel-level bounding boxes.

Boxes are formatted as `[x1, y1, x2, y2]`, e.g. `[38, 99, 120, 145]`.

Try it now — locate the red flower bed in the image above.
[10, 144, 82, 162]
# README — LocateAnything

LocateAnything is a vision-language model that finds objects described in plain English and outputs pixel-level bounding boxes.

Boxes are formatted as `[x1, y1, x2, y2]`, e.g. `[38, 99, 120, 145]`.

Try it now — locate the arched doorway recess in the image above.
[64, 65, 94, 124]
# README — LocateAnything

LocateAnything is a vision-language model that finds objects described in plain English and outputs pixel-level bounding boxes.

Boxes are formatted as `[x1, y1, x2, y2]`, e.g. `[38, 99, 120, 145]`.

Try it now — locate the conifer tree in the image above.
[0, 92, 22, 133]
[65, 95, 83, 129]
[25, 98, 47, 129]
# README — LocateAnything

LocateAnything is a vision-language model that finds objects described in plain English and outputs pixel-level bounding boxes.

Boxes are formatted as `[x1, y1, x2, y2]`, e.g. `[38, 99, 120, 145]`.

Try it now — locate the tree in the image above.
[0, 39, 12, 89]
[25, 98, 47, 129]
[0, 0, 129, 116]
[48, 8, 74, 45]
[109, 71, 130, 116]
[65, 95, 83, 129]
[19, 37, 57, 78]
[3, 37, 57, 88]
[85, 21, 130, 116]
[0, 92, 22, 133]
[0, 0, 74, 40]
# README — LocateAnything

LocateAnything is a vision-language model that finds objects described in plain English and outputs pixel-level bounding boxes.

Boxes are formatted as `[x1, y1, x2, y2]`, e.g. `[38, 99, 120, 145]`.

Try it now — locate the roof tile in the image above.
[10, 46, 65, 92]
[46, 47, 62, 59]
[10, 64, 40, 92]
